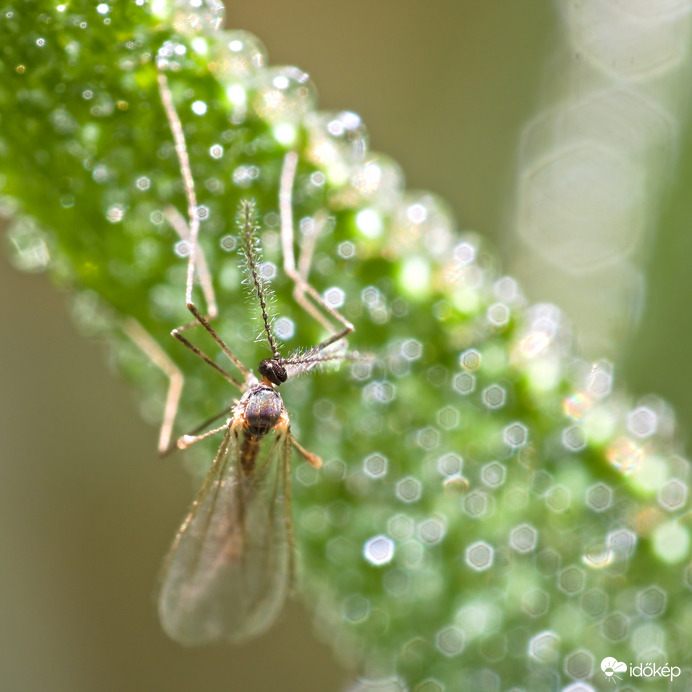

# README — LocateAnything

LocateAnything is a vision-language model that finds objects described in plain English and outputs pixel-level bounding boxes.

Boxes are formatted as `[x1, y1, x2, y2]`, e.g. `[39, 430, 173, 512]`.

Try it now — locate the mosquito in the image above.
[150, 71, 357, 645]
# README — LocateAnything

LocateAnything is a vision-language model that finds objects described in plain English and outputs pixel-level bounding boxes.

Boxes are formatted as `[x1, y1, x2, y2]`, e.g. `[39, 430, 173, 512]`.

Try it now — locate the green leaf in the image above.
[2, 1, 691, 689]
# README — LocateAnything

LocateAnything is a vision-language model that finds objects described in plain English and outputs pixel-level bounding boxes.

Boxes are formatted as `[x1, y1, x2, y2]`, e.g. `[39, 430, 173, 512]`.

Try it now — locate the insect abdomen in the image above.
[239, 432, 262, 474]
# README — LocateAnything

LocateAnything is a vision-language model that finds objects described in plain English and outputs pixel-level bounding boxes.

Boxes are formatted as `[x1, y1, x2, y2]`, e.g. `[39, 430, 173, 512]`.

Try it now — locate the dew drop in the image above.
[363, 453, 388, 479]
[232, 165, 260, 188]
[208, 30, 267, 81]
[355, 208, 383, 239]
[346, 154, 404, 212]
[396, 477, 422, 503]
[465, 541, 494, 571]
[389, 192, 455, 260]
[453, 242, 476, 265]
[191, 100, 207, 115]
[156, 40, 188, 71]
[150, 210, 164, 225]
[251, 66, 317, 126]
[259, 261, 276, 280]
[174, 240, 191, 258]
[171, 0, 225, 35]
[337, 240, 355, 259]
[304, 110, 368, 185]
[6, 218, 51, 272]
[274, 317, 294, 340]
[363, 380, 396, 404]
[363, 535, 395, 566]
[324, 286, 345, 308]
[219, 234, 236, 252]
[106, 204, 124, 223]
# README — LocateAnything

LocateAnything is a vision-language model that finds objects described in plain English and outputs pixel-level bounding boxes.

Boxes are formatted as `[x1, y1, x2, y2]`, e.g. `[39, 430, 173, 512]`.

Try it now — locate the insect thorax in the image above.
[243, 384, 283, 436]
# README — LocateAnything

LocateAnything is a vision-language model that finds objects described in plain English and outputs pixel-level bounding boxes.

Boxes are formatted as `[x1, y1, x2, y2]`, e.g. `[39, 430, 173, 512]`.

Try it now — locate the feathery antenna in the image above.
[238, 200, 281, 361]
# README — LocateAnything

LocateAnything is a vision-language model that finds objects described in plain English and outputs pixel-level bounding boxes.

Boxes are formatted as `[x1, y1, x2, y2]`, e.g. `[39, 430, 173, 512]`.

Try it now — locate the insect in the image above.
[148, 71, 358, 645]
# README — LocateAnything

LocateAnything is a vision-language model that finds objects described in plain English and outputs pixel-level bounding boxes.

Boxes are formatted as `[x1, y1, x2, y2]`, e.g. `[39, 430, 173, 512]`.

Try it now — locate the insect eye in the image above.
[258, 359, 287, 386]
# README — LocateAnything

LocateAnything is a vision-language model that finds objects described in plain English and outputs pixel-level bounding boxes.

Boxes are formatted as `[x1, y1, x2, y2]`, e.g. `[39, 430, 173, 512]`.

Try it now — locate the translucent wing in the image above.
[158, 421, 292, 645]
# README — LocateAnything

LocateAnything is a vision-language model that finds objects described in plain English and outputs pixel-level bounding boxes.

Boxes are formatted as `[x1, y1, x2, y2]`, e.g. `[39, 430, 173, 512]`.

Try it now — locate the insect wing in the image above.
[158, 423, 292, 645]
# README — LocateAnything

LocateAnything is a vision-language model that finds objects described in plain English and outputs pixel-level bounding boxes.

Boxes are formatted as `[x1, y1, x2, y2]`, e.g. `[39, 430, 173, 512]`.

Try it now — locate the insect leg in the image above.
[177, 420, 230, 450]
[160, 201, 246, 388]
[122, 317, 184, 455]
[157, 70, 252, 382]
[279, 151, 354, 353]
[164, 204, 217, 323]
[122, 319, 237, 454]
[290, 436, 323, 469]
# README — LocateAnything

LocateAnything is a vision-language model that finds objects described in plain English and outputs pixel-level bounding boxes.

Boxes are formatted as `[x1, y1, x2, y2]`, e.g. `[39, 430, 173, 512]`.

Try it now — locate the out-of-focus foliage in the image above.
[2, 1, 691, 689]
[510, 2, 692, 360]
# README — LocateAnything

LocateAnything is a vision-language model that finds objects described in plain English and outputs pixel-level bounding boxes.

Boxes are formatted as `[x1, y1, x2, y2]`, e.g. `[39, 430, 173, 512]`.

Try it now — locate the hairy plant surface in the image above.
[2, 2, 691, 690]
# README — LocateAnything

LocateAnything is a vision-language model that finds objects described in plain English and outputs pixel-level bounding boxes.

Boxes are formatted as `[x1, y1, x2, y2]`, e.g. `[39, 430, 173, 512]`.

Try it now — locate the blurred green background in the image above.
[2, 1, 692, 690]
